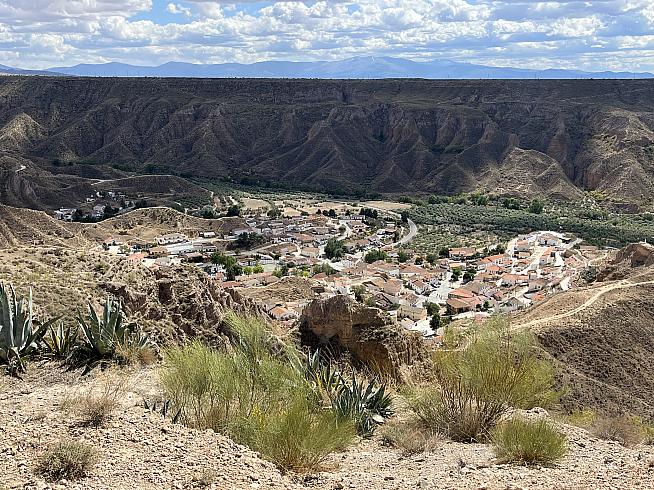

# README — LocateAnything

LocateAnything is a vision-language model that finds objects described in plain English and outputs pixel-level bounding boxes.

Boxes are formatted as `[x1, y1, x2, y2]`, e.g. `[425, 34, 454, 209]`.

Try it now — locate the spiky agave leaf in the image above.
[0, 284, 58, 375]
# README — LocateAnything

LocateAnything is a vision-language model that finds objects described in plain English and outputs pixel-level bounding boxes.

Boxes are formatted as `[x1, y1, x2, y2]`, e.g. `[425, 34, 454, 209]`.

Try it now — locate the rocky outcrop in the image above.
[596, 242, 654, 281]
[101, 266, 264, 346]
[299, 295, 426, 377]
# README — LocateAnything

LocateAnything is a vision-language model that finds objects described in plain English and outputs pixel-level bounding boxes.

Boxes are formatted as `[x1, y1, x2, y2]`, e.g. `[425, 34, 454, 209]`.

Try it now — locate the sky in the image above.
[1, 0, 654, 71]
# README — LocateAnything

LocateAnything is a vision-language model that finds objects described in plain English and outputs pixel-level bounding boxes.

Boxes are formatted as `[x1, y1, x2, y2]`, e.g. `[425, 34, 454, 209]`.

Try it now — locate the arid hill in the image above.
[0, 204, 241, 248]
[509, 247, 654, 420]
[1, 77, 654, 205]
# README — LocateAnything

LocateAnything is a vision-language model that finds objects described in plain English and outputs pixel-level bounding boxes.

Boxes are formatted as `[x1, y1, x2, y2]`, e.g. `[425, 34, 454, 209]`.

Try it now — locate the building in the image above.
[156, 233, 188, 246]
[269, 306, 298, 321]
[54, 208, 76, 221]
[397, 303, 428, 321]
[449, 247, 476, 260]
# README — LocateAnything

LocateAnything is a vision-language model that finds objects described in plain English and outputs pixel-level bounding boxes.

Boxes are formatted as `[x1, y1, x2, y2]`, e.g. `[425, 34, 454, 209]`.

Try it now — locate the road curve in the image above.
[399, 218, 417, 245]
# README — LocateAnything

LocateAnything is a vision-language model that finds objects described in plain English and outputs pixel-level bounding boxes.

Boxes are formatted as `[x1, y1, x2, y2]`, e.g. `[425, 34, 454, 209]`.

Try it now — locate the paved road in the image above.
[398, 219, 417, 246]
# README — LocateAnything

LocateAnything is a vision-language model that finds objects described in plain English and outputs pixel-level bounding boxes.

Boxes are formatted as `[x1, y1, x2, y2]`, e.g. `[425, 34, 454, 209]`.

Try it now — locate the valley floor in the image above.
[3, 366, 654, 490]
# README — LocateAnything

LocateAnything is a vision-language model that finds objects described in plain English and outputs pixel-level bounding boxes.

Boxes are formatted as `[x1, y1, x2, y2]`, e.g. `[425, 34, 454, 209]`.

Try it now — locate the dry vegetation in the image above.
[36, 441, 97, 482]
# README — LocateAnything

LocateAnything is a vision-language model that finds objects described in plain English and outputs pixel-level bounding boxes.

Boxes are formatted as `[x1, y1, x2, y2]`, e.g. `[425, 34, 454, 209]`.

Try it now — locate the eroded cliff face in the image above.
[102, 267, 264, 347]
[299, 295, 426, 378]
[1, 77, 654, 203]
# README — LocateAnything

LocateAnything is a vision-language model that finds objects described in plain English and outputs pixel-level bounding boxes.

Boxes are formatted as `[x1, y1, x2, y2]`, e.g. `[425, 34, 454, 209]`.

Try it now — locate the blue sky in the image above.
[1, 1, 654, 71]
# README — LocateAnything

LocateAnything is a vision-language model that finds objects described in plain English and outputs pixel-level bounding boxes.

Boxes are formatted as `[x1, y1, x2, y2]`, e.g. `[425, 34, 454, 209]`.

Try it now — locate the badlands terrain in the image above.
[1, 77, 654, 208]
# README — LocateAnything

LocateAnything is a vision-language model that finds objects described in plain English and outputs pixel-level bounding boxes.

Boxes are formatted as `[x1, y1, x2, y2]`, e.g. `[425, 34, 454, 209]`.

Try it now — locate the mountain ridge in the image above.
[19, 56, 654, 79]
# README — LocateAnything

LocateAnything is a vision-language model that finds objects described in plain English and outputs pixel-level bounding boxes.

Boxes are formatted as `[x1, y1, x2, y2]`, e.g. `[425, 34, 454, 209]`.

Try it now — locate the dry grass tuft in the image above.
[381, 419, 440, 455]
[564, 408, 597, 429]
[407, 317, 558, 443]
[35, 440, 96, 481]
[61, 370, 128, 427]
[590, 415, 645, 447]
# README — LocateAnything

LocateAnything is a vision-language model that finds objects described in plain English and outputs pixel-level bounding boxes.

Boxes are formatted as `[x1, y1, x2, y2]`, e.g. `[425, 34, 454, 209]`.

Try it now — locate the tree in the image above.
[364, 249, 388, 264]
[439, 247, 450, 258]
[242, 266, 253, 275]
[327, 209, 337, 218]
[430, 313, 442, 331]
[463, 267, 477, 283]
[472, 194, 488, 206]
[426, 253, 438, 265]
[226, 205, 241, 217]
[313, 263, 336, 276]
[425, 302, 440, 317]
[233, 232, 266, 250]
[528, 199, 544, 214]
[503, 198, 520, 210]
[273, 264, 289, 278]
[397, 250, 410, 263]
[211, 252, 243, 281]
[267, 207, 282, 219]
[324, 238, 346, 260]
[253, 264, 264, 274]
[451, 267, 462, 282]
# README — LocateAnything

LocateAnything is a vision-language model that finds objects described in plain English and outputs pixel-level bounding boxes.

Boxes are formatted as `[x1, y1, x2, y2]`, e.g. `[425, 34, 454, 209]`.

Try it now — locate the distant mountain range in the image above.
[0, 57, 652, 79]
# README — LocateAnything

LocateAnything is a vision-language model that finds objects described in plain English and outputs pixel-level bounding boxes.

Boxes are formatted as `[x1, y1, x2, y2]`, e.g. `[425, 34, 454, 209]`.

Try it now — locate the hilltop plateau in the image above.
[1, 77, 654, 207]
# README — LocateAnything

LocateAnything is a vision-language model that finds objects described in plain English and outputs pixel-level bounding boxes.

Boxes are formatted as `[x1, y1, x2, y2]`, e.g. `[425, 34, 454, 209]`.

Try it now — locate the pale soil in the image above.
[241, 197, 270, 211]
[359, 201, 411, 211]
[3, 365, 654, 490]
[1, 365, 299, 490]
[312, 424, 654, 490]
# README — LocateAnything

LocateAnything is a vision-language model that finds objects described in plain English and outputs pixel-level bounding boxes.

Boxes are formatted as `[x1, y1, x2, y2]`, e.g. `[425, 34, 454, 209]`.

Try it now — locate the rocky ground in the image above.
[3, 365, 654, 490]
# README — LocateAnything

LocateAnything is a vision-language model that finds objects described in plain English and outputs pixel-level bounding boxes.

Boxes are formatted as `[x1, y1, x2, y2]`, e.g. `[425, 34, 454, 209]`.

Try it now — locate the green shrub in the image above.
[161, 313, 356, 472]
[492, 417, 567, 465]
[408, 317, 557, 442]
[36, 441, 96, 481]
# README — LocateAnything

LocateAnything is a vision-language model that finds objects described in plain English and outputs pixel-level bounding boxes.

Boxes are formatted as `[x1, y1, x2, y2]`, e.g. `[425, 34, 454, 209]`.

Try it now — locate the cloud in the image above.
[167, 3, 192, 17]
[0, 0, 652, 72]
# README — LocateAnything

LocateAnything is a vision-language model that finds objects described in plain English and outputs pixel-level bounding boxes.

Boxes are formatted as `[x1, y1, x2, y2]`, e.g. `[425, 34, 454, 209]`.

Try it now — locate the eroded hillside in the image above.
[1, 77, 654, 205]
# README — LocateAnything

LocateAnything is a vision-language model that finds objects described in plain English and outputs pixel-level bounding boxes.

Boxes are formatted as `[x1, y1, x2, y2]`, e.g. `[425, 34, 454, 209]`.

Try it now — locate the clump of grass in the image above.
[381, 419, 439, 455]
[590, 415, 645, 447]
[492, 417, 567, 466]
[407, 317, 558, 442]
[36, 441, 96, 481]
[64, 370, 127, 427]
[161, 313, 356, 472]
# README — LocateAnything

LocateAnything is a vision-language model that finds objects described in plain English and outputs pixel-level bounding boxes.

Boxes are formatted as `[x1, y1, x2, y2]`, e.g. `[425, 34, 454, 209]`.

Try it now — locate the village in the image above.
[98, 200, 592, 343]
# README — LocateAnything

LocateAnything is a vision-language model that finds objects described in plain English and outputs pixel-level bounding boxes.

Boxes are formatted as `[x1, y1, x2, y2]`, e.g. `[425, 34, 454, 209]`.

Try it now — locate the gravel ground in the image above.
[3, 365, 654, 490]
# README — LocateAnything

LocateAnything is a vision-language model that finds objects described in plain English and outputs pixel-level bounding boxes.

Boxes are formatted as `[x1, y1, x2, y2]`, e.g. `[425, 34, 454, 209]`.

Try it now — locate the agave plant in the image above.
[305, 349, 344, 403]
[0, 283, 57, 376]
[43, 322, 79, 359]
[69, 298, 152, 373]
[333, 373, 393, 437]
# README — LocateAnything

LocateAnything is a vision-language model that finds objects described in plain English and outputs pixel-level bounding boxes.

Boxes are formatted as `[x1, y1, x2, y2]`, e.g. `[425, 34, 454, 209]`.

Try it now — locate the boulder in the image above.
[299, 295, 426, 378]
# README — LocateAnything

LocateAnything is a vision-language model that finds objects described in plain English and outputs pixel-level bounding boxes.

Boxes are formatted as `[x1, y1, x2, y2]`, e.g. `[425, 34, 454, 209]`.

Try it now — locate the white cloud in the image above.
[167, 3, 192, 17]
[0, 0, 652, 72]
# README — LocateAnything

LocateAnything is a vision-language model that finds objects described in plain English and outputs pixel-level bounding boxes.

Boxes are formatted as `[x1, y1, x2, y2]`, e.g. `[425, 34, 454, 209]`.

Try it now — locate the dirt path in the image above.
[511, 278, 654, 330]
